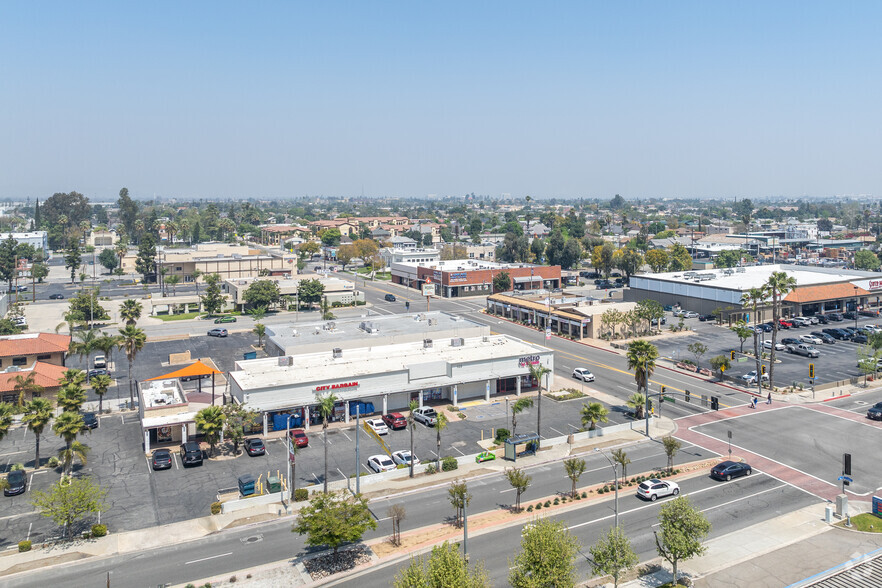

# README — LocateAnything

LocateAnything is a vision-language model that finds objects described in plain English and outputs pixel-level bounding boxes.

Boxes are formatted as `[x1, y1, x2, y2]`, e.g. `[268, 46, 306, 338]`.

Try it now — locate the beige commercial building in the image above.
[120, 243, 298, 282]
[223, 275, 364, 310]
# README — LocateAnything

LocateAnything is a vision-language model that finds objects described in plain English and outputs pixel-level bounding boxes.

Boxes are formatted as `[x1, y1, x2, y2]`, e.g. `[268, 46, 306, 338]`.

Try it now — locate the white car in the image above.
[637, 479, 680, 501]
[572, 368, 595, 382]
[392, 450, 420, 466]
[683, 311, 699, 318]
[799, 334, 823, 345]
[367, 454, 395, 473]
[763, 341, 785, 351]
[742, 370, 769, 385]
[366, 419, 389, 436]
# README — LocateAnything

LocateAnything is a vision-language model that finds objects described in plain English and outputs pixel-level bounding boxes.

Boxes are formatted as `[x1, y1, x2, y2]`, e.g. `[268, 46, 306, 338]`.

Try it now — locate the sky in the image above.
[2, 1, 881, 201]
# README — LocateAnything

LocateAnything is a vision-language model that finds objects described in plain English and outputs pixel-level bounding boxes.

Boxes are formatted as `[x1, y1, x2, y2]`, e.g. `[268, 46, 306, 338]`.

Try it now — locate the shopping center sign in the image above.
[314, 381, 359, 392]
[518, 355, 541, 367]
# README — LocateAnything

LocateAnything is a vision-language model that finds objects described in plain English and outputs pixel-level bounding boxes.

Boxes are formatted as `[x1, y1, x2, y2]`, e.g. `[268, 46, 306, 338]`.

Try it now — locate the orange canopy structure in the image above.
[145, 360, 222, 381]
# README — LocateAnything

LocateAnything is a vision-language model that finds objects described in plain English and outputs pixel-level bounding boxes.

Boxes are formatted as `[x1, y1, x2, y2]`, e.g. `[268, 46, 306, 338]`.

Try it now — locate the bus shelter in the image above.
[504, 433, 540, 461]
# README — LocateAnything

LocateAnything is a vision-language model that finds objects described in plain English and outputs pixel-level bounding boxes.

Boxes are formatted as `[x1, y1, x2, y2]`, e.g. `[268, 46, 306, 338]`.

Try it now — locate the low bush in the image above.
[543, 500, 551, 508]
[553, 498, 560, 505]
[47, 457, 60, 468]
[18, 540, 31, 552]
[210, 501, 222, 515]
[425, 464, 437, 475]
[526, 505, 534, 512]
[10, 463, 24, 471]
[294, 488, 309, 502]
[581, 491, 588, 498]
[91, 524, 107, 537]
[494, 428, 511, 444]
[441, 456, 458, 472]
[535, 503, 542, 510]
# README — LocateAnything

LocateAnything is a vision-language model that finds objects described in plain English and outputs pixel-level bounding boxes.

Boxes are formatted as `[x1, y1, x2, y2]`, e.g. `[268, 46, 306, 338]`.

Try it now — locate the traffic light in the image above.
[685, 389, 691, 402]
[730, 350, 736, 360]
[661, 385, 666, 395]
[844, 453, 852, 476]
[761, 365, 766, 375]
[809, 363, 815, 379]
[711, 396, 719, 410]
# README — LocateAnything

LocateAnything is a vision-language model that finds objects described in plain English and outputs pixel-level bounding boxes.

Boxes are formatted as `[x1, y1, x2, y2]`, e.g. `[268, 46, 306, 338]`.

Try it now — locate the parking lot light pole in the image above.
[596, 448, 618, 528]
[355, 406, 361, 496]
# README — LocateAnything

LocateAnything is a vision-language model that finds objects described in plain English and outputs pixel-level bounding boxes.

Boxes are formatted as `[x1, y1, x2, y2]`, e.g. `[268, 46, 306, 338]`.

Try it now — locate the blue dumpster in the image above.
[238, 474, 256, 497]
[243, 351, 257, 360]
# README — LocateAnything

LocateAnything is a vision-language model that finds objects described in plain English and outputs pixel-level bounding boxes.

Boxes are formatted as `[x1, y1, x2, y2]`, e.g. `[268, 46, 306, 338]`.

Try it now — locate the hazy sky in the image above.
[2, 2, 881, 201]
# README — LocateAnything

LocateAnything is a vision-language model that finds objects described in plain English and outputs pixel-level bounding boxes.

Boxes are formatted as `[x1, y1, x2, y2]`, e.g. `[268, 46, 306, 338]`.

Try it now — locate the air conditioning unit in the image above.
[423, 338, 433, 348]
[451, 337, 464, 347]
[277, 356, 293, 367]
[332, 348, 343, 358]
[427, 318, 437, 326]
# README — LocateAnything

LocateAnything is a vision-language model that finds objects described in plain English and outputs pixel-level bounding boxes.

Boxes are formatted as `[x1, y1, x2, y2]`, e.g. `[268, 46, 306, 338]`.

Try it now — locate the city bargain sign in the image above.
[314, 381, 359, 392]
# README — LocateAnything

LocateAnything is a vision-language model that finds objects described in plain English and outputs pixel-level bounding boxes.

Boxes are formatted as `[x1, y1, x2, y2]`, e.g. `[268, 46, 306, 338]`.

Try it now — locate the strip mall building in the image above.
[391, 259, 562, 298]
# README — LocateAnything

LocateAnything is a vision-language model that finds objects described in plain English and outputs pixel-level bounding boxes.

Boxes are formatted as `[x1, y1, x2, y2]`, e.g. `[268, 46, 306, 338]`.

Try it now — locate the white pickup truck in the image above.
[786, 343, 820, 358]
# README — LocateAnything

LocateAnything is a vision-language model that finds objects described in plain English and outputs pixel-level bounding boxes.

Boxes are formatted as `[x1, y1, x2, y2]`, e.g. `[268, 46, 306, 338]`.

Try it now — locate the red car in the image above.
[382, 412, 407, 430]
[778, 319, 792, 328]
[289, 429, 309, 448]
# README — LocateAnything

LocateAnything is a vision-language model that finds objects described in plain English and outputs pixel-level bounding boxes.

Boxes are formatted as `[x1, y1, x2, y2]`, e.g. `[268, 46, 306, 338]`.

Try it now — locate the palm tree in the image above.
[53, 411, 88, 476]
[580, 402, 609, 431]
[71, 328, 99, 381]
[118, 325, 146, 405]
[58, 440, 89, 477]
[435, 412, 448, 471]
[120, 299, 143, 326]
[627, 392, 649, 419]
[0, 402, 14, 443]
[22, 398, 53, 469]
[114, 239, 128, 272]
[318, 393, 338, 493]
[253, 323, 266, 347]
[59, 368, 86, 388]
[13, 372, 44, 407]
[612, 448, 631, 479]
[765, 271, 797, 390]
[57, 383, 86, 413]
[407, 400, 418, 478]
[510, 397, 533, 436]
[166, 274, 180, 296]
[195, 406, 225, 457]
[90, 374, 113, 414]
[625, 339, 659, 400]
[94, 332, 121, 371]
[741, 286, 769, 387]
[527, 363, 551, 441]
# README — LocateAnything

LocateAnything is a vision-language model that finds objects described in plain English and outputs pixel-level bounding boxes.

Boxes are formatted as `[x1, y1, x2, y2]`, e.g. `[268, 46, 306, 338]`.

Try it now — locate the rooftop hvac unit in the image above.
[290, 329, 298, 337]
[427, 318, 437, 326]
[278, 356, 293, 367]
[332, 348, 343, 358]
[423, 338, 433, 348]
[482, 335, 490, 342]
[450, 337, 465, 347]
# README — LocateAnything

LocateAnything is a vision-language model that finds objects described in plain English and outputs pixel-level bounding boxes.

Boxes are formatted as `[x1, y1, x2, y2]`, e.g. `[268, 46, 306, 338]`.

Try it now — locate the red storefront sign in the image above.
[315, 381, 359, 392]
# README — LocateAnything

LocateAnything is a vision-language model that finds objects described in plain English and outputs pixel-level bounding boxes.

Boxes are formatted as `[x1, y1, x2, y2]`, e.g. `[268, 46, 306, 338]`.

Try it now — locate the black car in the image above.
[758, 323, 773, 332]
[781, 338, 799, 346]
[4, 470, 26, 496]
[860, 309, 880, 318]
[867, 402, 882, 421]
[710, 460, 752, 481]
[823, 328, 848, 340]
[48, 293, 64, 300]
[828, 313, 844, 321]
[811, 331, 835, 344]
[82, 412, 99, 429]
[151, 448, 172, 470]
[181, 373, 210, 382]
[88, 369, 108, 378]
[244, 438, 266, 456]
[384, 294, 396, 302]
[853, 334, 869, 344]
[815, 315, 829, 324]
[698, 314, 716, 322]
[180, 441, 204, 467]
[843, 311, 859, 320]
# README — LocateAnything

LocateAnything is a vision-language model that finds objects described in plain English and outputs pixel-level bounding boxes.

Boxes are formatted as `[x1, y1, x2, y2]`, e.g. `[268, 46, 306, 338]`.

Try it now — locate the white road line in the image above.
[173, 453, 180, 470]
[452, 445, 465, 456]
[340, 430, 352, 442]
[549, 427, 565, 437]
[26, 522, 32, 541]
[0, 451, 26, 457]
[313, 472, 321, 484]
[336, 467, 347, 480]
[499, 488, 517, 493]
[185, 552, 233, 565]
[145, 456, 153, 474]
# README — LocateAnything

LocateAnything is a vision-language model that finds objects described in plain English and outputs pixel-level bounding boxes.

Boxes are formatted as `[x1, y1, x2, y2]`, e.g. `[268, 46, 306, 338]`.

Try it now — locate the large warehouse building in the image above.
[626, 264, 882, 324]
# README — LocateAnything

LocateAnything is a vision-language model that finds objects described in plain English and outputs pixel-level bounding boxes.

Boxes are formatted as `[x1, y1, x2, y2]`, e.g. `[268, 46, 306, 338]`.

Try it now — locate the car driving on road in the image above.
[637, 479, 680, 501]
[867, 402, 882, 421]
[572, 368, 595, 382]
[214, 316, 237, 324]
[710, 460, 752, 481]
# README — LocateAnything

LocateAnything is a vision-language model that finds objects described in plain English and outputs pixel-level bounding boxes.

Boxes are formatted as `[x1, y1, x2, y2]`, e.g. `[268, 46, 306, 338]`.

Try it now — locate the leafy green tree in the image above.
[22, 398, 53, 469]
[709, 355, 732, 380]
[243, 279, 282, 310]
[291, 491, 376, 560]
[731, 321, 753, 353]
[563, 457, 586, 498]
[854, 250, 880, 271]
[435, 411, 448, 471]
[98, 248, 119, 272]
[118, 325, 146, 405]
[510, 397, 533, 436]
[200, 273, 225, 315]
[135, 235, 157, 283]
[318, 393, 338, 493]
[335, 243, 358, 270]
[560, 237, 583, 270]
[644, 248, 669, 273]
[0, 236, 18, 294]
[53, 411, 88, 476]
[714, 249, 742, 268]
[0, 318, 21, 335]
[195, 406, 225, 457]
[222, 403, 258, 455]
[394, 541, 490, 588]
[614, 248, 644, 281]
[65, 289, 109, 325]
[64, 240, 82, 284]
[504, 467, 531, 512]
[654, 496, 711, 584]
[297, 278, 325, 309]
[687, 341, 708, 369]
[589, 526, 639, 588]
[667, 243, 692, 271]
[32, 477, 107, 539]
[509, 517, 581, 588]
[530, 238, 545, 263]
[117, 187, 139, 237]
[545, 229, 567, 267]
[447, 478, 471, 528]
[580, 402, 609, 431]
[662, 436, 682, 472]
[492, 271, 511, 293]
[319, 228, 342, 247]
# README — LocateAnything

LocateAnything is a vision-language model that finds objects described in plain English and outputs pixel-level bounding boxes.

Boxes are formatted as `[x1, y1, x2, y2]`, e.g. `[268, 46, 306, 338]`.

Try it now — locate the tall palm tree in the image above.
[57, 383, 86, 413]
[195, 406, 225, 457]
[765, 271, 797, 389]
[114, 239, 128, 272]
[0, 402, 13, 443]
[90, 374, 113, 414]
[318, 393, 338, 493]
[527, 363, 551, 441]
[625, 339, 659, 399]
[741, 286, 769, 387]
[53, 411, 88, 476]
[71, 328, 99, 382]
[406, 400, 419, 478]
[94, 332, 122, 371]
[253, 323, 266, 347]
[22, 398, 53, 469]
[118, 325, 147, 405]
[435, 411, 448, 471]
[510, 397, 533, 436]
[580, 402, 609, 431]
[59, 368, 86, 388]
[13, 372, 43, 407]
[58, 440, 89, 477]
[120, 299, 143, 326]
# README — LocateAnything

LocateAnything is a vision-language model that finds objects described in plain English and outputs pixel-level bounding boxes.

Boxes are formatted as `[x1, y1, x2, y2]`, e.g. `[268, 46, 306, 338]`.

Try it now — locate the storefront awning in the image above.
[513, 276, 540, 283]
[145, 360, 222, 381]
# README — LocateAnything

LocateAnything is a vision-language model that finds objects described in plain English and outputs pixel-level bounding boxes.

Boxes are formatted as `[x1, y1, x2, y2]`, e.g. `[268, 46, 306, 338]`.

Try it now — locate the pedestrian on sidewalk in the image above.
[751, 397, 758, 409]
[766, 392, 772, 405]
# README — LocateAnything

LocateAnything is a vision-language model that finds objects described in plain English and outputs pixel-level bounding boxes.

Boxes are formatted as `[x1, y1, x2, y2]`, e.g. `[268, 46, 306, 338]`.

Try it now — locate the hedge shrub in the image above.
[441, 456, 458, 472]
[294, 488, 309, 502]
[18, 540, 31, 552]
[91, 524, 107, 537]
[494, 428, 511, 444]
[210, 501, 222, 515]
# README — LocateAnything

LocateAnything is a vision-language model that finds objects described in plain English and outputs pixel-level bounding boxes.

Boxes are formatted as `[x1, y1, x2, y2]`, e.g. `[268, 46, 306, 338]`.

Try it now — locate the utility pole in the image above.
[285, 416, 291, 507]
[644, 359, 650, 437]
[355, 405, 361, 496]
[462, 493, 468, 558]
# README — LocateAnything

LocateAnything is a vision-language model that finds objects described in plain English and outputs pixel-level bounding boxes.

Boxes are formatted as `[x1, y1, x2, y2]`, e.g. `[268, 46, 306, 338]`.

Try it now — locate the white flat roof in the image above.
[640, 264, 874, 291]
[231, 334, 550, 391]
[140, 379, 186, 408]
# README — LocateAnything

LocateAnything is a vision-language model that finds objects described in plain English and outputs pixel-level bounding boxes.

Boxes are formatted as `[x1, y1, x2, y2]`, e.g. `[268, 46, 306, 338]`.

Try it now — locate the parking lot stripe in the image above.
[549, 426, 565, 437]
[144, 456, 153, 474]
[336, 467, 346, 480]
[185, 552, 232, 565]
[340, 430, 352, 442]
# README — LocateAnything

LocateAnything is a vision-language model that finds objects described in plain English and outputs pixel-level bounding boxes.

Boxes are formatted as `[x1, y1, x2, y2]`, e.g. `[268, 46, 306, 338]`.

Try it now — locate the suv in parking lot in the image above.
[4, 470, 27, 496]
[207, 328, 228, 337]
[827, 313, 844, 321]
[382, 412, 407, 430]
[180, 442, 204, 467]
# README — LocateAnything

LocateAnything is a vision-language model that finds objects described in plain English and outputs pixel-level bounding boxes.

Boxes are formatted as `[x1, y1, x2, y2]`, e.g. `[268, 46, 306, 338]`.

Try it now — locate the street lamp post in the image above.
[854, 286, 859, 331]
[596, 448, 619, 528]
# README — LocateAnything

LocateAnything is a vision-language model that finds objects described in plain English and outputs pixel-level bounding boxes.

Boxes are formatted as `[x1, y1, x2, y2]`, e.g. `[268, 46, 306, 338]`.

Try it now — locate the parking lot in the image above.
[653, 313, 882, 388]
